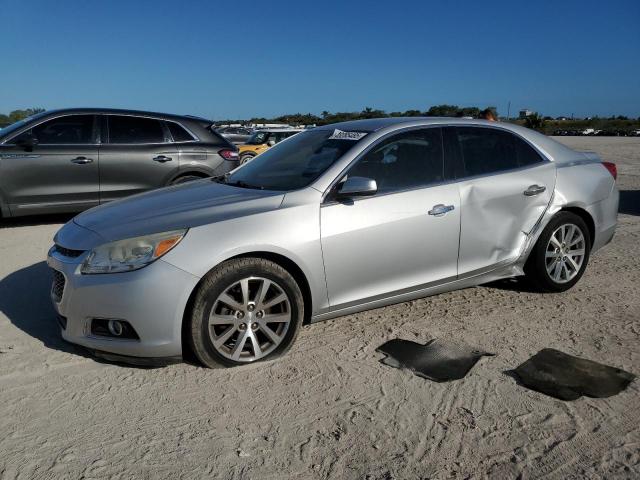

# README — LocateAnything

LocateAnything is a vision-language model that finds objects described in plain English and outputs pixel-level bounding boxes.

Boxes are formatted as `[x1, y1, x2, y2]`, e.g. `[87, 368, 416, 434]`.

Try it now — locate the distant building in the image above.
[556, 116, 568, 121]
[519, 109, 534, 119]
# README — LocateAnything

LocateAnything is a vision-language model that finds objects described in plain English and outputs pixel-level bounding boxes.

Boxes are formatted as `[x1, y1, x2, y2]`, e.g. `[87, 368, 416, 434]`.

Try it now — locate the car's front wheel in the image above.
[525, 211, 591, 292]
[188, 258, 304, 367]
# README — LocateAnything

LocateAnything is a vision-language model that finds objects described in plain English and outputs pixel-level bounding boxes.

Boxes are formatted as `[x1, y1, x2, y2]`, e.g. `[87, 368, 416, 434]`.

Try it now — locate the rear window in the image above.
[108, 115, 166, 144]
[167, 122, 195, 142]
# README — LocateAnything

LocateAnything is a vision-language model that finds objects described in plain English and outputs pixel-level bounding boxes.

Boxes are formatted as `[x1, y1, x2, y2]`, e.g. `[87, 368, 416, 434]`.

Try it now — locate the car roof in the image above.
[36, 108, 212, 124]
[317, 117, 580, 163]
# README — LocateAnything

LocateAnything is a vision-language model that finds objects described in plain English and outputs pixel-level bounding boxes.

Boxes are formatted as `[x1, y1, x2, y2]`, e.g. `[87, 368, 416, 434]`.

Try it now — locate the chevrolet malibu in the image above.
[47, 118, 619, 367]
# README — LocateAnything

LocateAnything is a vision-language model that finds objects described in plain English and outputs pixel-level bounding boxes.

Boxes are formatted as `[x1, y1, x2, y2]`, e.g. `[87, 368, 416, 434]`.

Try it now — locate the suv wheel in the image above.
[525, 212, 591, 292]
[189, 258, 304, 367]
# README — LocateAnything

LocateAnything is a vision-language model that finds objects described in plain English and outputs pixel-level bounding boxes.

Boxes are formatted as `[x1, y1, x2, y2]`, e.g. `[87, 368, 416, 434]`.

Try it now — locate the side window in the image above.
[513, 135, 544, 167]
[108, 116, 166, 144]
[167, 122, 195, 142]
[13, 115, 94, 144]
[455, 127, 518, 177]
[346, 128, 444, 195]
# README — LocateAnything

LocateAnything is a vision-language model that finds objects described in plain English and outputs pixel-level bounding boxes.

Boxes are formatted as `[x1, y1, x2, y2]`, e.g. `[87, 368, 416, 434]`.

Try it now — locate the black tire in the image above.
[189, 258, 304, 368]
[240, 154, 255, 165]
[525, 211, 591, 292]
[170, 174, 204, 185]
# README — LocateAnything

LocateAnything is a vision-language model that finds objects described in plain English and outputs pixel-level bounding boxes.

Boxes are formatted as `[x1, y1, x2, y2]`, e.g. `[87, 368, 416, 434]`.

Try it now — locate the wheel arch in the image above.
[559, 206, 595, 249]
[167, 170, 210, 185]
[180, 250, 314, 357]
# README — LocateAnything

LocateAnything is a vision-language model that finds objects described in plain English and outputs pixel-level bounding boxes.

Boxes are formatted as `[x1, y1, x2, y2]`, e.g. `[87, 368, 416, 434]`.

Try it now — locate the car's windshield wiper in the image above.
[225, 179, 265, 190]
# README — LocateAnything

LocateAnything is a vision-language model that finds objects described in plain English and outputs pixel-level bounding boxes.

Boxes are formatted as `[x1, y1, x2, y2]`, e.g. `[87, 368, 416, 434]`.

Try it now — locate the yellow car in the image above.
[238, 128, 303, 163]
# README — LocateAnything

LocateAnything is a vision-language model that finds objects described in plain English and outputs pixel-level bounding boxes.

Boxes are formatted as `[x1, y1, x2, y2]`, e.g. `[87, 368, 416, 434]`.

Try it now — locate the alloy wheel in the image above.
[208, 277, 291, 362]
[545, 223, 586, 284]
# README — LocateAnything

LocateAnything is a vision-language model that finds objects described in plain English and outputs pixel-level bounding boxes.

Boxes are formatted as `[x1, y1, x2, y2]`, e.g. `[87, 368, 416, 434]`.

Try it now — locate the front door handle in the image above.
[71, 156, 93, 164]
[524, 184, 546, 196]
[153, 155, 173, 163]
[428, 204, 455, 216]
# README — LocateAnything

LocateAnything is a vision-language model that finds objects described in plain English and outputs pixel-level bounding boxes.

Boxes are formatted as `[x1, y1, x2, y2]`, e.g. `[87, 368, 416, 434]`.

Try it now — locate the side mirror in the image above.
[16, 134, 38, 151]
[267, 140, 276, 147]
[337, 176, 377, 199]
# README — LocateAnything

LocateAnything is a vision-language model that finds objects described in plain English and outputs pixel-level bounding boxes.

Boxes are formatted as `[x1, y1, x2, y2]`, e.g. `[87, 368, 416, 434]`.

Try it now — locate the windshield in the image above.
[226, 129, 368, 191]
[245, 131, 270, 145]
[0, 111, 48, 139]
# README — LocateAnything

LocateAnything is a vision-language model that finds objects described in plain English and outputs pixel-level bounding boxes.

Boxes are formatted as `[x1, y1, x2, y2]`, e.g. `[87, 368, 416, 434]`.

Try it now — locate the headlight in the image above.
[80, 230, 187, 274]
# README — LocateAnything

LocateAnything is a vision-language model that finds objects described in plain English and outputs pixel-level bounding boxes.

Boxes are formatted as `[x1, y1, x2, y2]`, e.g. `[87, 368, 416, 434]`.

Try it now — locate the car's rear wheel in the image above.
[525, 212, 591, 292]
[170, 174, 205, 185]
[189, 258, 304, 367]
[240, 153, 255, 164]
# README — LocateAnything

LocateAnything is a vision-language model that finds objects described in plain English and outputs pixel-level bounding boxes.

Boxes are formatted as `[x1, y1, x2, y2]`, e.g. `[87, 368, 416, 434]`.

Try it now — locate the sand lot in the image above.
[0, 137, 638, 479]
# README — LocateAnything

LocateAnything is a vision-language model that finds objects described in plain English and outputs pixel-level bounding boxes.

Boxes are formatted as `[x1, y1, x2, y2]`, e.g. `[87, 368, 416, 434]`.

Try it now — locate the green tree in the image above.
[426, 104, 460, 117]
[524, 112, 545, 131]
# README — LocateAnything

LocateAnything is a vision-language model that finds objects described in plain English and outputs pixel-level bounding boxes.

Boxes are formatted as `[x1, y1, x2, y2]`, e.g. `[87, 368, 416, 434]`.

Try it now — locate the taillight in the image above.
[219, 149, 239, 161]
[602, 161, 617, 181]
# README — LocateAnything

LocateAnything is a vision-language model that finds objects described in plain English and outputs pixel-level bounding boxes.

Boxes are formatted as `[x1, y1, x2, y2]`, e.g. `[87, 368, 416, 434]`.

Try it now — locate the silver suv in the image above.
[0, 108, 239, 218]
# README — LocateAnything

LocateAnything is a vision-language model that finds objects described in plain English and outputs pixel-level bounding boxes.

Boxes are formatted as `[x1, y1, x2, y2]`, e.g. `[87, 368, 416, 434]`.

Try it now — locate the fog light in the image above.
[108, 320, 124, 336]
[90, 318, 140, 340]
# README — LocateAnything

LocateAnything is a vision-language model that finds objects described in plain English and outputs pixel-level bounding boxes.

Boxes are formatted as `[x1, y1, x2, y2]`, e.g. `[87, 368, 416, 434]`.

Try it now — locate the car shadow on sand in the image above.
[0, 261, 162, 368]
[0, 261, 81, 355]
[619, 190, 640, 216]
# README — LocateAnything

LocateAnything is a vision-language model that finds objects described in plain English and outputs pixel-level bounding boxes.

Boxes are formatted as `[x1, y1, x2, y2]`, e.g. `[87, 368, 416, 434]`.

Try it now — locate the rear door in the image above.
[444, 126, 556, 275]
[0, 114, 99, 215]
[98, 115, 178, 203]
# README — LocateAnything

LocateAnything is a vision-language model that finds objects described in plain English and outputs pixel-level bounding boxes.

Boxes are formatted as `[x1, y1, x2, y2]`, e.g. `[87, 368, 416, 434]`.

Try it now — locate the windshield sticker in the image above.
[328, 129, 367, 140]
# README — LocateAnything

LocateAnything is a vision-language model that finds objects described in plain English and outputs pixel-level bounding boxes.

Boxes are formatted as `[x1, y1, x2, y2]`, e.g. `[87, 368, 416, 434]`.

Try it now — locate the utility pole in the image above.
[507, 101, 511, 121]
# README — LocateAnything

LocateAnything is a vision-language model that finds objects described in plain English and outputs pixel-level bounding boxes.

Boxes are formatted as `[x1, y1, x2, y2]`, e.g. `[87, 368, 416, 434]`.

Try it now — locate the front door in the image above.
[320, 127, 461, 310]
[98, 115, 178, 203]
[0, 114, 99, 215]
[444, 126, 557, 275]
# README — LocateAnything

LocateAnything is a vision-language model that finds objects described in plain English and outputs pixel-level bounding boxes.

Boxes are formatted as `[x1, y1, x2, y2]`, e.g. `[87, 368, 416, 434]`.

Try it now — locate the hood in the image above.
[70, 179, 284, 245]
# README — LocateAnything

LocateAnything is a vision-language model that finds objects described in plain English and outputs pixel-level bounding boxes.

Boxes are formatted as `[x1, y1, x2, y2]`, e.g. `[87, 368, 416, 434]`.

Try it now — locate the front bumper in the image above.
[47, 248, 200, 359]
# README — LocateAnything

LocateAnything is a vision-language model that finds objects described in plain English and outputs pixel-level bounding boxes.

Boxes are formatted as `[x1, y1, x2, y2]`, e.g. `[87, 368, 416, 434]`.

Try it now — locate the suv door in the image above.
[99, 115, 178, 202]
[320, 128, 461, 309]
[0, 114, 99, 215]
[444, 126, 556, 275]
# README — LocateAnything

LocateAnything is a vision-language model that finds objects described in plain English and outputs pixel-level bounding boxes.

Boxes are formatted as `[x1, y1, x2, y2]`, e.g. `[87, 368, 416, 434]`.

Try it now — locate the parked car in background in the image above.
[216, 126, 254, 144]
[48, 118, 618, 367]
[237, 128, 303, 163]
[0, 108, 238, 218]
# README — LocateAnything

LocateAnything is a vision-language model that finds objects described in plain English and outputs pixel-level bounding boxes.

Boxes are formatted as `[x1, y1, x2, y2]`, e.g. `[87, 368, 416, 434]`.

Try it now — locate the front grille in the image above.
[54, 244, 85, 258]
[51, 270, 66, 303]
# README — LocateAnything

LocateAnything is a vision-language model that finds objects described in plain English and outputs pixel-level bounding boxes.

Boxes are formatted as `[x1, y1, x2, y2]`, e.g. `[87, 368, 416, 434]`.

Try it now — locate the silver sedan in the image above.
[47, 118, 619, 367]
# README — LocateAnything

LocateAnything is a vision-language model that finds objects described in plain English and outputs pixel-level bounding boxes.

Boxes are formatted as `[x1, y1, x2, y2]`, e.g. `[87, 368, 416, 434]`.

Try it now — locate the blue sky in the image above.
[1, 0, 639, 119]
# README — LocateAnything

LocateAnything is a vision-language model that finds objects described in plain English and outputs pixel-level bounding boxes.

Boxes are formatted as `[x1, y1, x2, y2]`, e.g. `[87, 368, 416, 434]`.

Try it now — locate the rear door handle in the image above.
[428, 204, 455, 216]
[71, 156, 93, 164]
[524, 184, 546, 196]
[153, 155, 173, 163]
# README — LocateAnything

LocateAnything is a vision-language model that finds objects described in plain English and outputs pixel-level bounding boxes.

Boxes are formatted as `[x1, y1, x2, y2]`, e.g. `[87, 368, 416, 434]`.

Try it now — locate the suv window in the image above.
[167, 122, 194, 142]
[12, 115, 94, 145]
[452, 127, 542, 177]
[346, 128, 444, 195]
[108, 115, 166, 144]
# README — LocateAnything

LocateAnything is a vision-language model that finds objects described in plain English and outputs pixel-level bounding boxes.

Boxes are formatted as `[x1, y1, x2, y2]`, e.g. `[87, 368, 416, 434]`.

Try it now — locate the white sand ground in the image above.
[0, 137, 638, 479]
